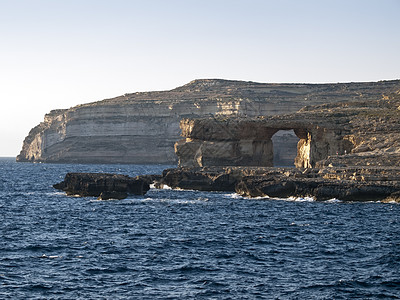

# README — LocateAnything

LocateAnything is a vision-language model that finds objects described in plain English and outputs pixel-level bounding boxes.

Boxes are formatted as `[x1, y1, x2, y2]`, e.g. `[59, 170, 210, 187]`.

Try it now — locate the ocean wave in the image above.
[2, 160, 400, 299]
[150, 183, 172, 190]
[227, 193, 316, 202]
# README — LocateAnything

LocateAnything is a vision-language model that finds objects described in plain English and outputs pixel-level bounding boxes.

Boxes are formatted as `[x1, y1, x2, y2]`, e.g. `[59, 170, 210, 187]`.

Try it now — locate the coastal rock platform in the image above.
[160, 166, 400, 202]
[54, 173, 150, 199]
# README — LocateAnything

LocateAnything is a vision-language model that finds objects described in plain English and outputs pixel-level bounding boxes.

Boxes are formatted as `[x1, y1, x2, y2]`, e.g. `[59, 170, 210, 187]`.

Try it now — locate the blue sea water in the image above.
[0, 157, 399, 299]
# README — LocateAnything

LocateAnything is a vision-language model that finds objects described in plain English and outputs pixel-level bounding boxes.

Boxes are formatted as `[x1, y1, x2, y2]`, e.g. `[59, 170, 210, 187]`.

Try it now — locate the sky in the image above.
[1, 0, 399, 157]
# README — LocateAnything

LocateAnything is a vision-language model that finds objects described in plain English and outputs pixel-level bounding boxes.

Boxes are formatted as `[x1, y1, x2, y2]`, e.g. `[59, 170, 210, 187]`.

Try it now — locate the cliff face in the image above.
[17, 79, 400, 164]
[165, 92, 400, 201]
[175, 92, 400, 169]
[175, 117, 353, 168]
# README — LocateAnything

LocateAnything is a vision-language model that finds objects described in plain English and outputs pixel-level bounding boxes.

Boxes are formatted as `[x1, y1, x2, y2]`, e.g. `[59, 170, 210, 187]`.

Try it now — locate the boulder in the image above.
[54, 172, 150, 199]
[161, 167, 237, 191]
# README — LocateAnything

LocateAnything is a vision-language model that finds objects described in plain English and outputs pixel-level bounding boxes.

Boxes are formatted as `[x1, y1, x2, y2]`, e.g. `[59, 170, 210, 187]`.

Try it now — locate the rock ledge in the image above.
[54, 173, 150, 199]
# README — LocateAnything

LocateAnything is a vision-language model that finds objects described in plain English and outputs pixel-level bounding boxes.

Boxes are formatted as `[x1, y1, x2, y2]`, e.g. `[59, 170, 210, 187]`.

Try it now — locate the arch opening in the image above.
[271, 129, 299, 167]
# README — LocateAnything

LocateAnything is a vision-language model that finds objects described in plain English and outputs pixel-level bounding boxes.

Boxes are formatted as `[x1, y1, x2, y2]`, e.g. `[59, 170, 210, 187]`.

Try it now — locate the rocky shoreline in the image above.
[159, 91, 400, 202]
[160, 166, 400, 202]
[53, 86, 400, 202]
[53, 166, 400, 202]
[54, 173, 150, 200]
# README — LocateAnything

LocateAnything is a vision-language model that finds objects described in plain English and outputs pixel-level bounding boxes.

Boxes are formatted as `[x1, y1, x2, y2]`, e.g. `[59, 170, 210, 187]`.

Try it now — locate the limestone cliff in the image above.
[175, 92, 400, 169]
[17, 79, 400, 164]
[163, 92, 400, 201]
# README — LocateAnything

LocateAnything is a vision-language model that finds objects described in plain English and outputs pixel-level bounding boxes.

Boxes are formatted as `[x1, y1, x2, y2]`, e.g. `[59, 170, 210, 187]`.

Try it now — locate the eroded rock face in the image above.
[175, 119, 278, 167]
[164, 93, 400, 201]
[17, 79, 400, 164]
[162, 167, 238, 191]
[160, 166, 400, 202]
[176, 118, 353, 168]
[176, 93, 400, 169]
[53, 173, 150, 199]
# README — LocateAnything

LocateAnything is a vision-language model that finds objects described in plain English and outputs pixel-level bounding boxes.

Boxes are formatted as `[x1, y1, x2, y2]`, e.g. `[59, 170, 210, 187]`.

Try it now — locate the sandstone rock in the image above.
[176, 117, 354, 168]
[54, 173, 150, 198]
[382, 191, 400, 203]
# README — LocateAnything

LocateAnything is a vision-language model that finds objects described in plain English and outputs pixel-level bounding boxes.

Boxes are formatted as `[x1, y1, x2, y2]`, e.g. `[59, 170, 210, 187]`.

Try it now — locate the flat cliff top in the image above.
[75, 78, 400, 107]
[182, 91, 400, 132]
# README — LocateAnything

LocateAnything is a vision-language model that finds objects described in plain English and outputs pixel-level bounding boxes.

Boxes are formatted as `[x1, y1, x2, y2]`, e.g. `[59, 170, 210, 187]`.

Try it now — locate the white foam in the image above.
[224, 193, 245, 199]
[380, 200, 400, 204]
[46, 191, 67, 196]
[149, 184, 173, 190]
[40, 254, 62, 259]
[286, 196, 315, 202]
[230, 193, 315, 202]
[325, 198, 342, 203]
[160, 184, 172, 190]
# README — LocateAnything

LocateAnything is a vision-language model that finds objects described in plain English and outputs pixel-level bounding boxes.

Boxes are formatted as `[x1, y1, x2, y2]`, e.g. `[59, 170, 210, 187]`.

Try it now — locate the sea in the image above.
[0, 157, 399, 299]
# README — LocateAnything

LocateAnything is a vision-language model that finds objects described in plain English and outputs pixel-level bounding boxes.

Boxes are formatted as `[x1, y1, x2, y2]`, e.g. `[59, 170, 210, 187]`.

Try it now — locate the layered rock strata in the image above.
[176, 93, 400, 169]
[175, 116, 353, 168]
[166, 92, 400, 201]
[18, 79, 400, 164]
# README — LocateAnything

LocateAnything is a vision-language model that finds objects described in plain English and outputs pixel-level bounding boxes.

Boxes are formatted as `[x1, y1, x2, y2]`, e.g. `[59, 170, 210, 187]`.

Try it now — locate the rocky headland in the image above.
[175, 93, 400, 168]
[42, 79, 400, 201]
[159, 91, 400, 201]
[18, 79, 400, 164]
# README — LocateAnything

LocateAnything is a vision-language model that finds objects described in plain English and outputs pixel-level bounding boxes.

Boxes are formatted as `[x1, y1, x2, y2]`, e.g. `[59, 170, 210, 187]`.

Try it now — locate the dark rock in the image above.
[135, 174, 163, 185]
[236, 177, 297, 198]
[162, 167, 237, 191]
[235, 176, 400, 201]
[159, 166, 400, 202]
[98, 191, 128, 200]
[312, 183, 391, 201]
[54, 172, 150, 198]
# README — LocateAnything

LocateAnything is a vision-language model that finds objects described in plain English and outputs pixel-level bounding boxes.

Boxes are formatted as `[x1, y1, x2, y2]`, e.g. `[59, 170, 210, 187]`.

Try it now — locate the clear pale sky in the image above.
[1, 0, 399, 157]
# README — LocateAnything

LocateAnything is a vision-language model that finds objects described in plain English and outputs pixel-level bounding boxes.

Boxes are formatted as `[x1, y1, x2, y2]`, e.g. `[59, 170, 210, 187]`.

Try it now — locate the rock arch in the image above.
[271, 129, 300, 167]
[269, 127, 312, 168]
[175, 118, 354, 168]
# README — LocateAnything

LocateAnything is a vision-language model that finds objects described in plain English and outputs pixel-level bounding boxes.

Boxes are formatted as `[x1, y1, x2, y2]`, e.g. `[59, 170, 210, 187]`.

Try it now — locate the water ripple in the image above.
[0, 158, 399, 299]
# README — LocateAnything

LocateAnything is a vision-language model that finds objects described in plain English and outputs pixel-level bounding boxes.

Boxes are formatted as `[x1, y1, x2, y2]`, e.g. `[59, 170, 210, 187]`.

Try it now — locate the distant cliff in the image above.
[17, 79, 400, 164]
